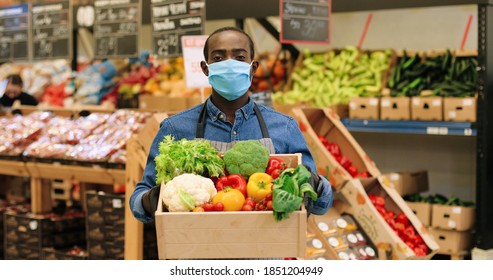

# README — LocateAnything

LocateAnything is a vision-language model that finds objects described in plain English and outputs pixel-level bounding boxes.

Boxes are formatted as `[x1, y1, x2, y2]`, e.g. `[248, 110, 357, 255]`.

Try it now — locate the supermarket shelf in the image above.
[340, 119, 477, 136]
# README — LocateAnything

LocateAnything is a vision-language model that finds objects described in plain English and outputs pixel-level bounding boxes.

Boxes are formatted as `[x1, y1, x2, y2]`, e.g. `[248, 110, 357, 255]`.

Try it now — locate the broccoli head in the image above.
[223, 140, 270, 179]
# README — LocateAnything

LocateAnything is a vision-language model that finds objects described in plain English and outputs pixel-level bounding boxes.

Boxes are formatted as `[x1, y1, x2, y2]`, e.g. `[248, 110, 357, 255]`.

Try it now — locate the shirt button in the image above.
[219, 114, 224, 119]
[233, 131, 237, 135]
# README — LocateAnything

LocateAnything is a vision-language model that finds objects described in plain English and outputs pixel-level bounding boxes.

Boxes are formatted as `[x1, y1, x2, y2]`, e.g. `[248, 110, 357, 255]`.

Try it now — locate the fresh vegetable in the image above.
[212, 188, 246, 211]
[155, 135, 225, 184]
[215, 174, 247, 197]
[247, 172, 273, 201]
[223, 140, 270, 179]
[271, 165, 318, 221]
[368, 193, 429, 256]
[162, 173, 217, 212]
[403, 193, 475, 207]
[213, 202, 224, 211]
[202, 202, 214, 212]
[266, 157, 287, 179]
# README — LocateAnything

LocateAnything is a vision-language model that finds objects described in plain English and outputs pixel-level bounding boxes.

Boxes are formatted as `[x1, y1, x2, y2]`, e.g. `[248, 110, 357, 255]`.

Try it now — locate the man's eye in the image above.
[212, 56, 223, 62]
[236, 56, 246, 61]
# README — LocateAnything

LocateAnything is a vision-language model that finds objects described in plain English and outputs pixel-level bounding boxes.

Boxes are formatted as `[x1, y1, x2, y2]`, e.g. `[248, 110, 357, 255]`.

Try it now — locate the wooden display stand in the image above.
[124, 135, 148, 260]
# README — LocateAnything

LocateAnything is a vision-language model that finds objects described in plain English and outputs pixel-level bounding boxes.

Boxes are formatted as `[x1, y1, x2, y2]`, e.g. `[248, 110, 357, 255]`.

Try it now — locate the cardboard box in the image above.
[383, 170, 429, 196]
[349, 97, 379, 120]
[291, 107, 381, 189]
[431, 204, 475, 231]
[136, 113, 168, 153]
[380, 97, 411, 120]
[429, 228, 472, 254]
[155, 154, 307, 259]
[406, 202, 432, 226]
[336, 176, 439, 260]
[411, 96, 443, 121]
[443, 97, 476, 122]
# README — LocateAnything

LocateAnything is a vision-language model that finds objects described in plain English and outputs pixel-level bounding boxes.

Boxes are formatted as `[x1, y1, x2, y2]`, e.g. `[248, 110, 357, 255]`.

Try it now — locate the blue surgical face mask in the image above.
[206, 59, 253, 101]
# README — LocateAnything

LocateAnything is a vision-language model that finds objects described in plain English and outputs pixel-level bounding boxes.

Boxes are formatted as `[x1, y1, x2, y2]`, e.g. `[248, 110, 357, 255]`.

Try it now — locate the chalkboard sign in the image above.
[31, 1, 72, 60]
[151, 0, 205, 58]
[280, 0, 331, 44]
[0, 4, 29, 62]
[250, 91, 273, 108]
[94, 0, 140, 58]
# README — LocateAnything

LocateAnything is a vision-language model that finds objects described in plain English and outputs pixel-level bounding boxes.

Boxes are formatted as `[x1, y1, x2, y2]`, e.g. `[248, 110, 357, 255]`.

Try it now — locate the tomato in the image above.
[213, 202, 224, 211]
[203, 202, 214, 212]
[266, 200, 273, 210]
[265, 194, 272, 201]
[242, 204, 253, 211]
[244, 197, 256, 208]
[212, 189, 245, 211]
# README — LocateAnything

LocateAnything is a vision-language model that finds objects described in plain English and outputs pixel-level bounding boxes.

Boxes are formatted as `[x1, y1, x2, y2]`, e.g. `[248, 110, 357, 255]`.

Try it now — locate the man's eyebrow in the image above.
[210, 48, 248, 54]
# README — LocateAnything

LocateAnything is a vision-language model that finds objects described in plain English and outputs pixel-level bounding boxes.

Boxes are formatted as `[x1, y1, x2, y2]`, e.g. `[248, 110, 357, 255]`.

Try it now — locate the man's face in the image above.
[201, 30, 257, 77]
[5, 83, 22, 99]
[206, 30, 252, 64]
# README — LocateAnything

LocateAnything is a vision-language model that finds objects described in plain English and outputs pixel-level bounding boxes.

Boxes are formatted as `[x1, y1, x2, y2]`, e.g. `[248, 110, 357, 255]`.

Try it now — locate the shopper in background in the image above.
[0, 73, 38, 108]
[130, 26, 333, 223]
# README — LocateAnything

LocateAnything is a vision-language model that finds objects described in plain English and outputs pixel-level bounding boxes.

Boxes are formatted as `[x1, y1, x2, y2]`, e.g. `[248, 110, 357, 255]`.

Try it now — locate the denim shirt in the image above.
[130, 97, 333, 223]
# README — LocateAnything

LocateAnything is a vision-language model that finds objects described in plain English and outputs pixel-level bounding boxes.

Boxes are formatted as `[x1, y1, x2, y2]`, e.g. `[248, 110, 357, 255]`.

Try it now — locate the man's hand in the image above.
[142, 185, 160, 216]
[303, 164, 323, 197]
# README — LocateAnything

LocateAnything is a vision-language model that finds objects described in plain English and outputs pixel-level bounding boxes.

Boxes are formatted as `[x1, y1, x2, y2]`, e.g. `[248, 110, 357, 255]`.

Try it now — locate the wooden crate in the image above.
[155, 153, 307, 259]
[0, 160, 30, 177]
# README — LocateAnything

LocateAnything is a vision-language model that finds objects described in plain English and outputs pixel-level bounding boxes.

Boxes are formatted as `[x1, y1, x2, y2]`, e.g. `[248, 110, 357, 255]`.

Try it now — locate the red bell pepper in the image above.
[336, 155, 352, 170]
[358, 171, 371, 178]
[265, 157, 287, 179]
[368, 194, 385, 208]
[347, 165, 359, 178]
[395, 213, 410, 227]
[215, 174, 247, 197]
[325, 142, 341, 157]
[317, 134, 329, 146]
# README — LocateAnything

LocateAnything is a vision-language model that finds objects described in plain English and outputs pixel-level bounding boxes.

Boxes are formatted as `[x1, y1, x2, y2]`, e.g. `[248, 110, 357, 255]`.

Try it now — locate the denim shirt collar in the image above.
[206, 97, 254, 122]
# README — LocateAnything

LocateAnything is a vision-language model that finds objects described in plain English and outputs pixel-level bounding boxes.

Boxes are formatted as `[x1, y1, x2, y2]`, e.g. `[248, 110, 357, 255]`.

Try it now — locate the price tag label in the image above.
[182, 35, 209, 88]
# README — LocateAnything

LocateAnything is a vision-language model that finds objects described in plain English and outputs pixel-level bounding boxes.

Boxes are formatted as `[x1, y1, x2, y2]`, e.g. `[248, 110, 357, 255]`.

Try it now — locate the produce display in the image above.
[316, 134, 370, 179]
[1, 110, 150, 164]
[368, 193, 429, 256]
[403, 193, 475, 207]
[250, 51, 290, 92]
[156, 138, 318, 222]
[272, 46, 392, 107]
[387, 49, 477, 97]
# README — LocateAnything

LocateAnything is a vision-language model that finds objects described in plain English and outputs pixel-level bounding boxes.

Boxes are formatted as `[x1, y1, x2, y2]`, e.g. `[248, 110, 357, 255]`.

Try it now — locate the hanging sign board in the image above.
[151, 0, 206, 58]
[94, 0, 140, 58]
[0, 4, 29, 62]
[181, 35, 209, 88]
[280, 0, 331, 44]
[31, 0, 72, 60]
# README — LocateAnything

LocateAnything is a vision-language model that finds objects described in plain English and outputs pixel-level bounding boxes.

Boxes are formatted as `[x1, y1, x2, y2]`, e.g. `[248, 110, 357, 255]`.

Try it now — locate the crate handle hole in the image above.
[444, 214, 450, 218]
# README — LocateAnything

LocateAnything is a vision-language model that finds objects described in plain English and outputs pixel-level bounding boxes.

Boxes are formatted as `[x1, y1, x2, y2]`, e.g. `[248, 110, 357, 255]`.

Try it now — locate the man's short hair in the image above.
[203, 26, 255, 61]
[6, 74, 23, 87]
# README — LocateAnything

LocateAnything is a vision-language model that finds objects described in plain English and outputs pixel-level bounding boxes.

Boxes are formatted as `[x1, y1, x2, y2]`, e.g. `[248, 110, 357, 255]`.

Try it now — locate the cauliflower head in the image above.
[223, 140, 270, 179]
[162, 173, 217, 212]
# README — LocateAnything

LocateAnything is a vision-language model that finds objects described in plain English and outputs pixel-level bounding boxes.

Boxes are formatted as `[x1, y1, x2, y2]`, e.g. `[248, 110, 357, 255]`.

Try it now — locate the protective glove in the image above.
[141, 185, 160, 216]
[303, 164, 323, 197]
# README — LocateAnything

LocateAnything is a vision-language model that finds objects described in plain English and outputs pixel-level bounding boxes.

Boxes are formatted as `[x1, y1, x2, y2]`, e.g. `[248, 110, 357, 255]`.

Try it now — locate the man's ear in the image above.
[200, 61, 209, 76]
[251, 60, 259, 77]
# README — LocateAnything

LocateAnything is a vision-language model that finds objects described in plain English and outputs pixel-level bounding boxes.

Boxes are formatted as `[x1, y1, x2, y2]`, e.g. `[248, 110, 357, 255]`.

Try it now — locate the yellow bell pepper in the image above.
[247, 172, 273, 201]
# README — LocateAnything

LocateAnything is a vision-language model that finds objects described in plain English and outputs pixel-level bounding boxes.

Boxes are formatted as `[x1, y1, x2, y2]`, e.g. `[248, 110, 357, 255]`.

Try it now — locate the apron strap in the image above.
[253, 103, 270, 139]
[195, 101, 270, 139]
[195, 102, 208, 138]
